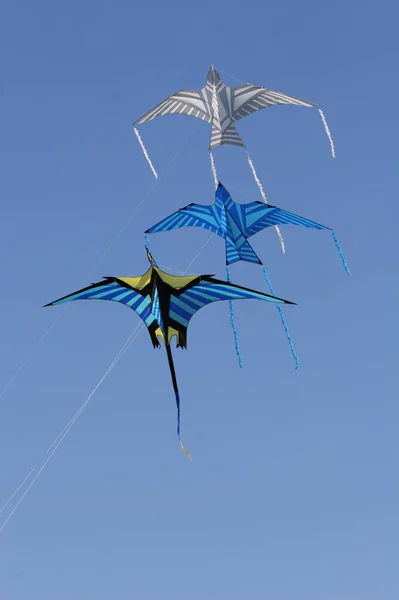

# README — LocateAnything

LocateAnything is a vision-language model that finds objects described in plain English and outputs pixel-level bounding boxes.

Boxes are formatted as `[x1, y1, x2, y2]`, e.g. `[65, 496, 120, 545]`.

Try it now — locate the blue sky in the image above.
[1, 0, 398, 598]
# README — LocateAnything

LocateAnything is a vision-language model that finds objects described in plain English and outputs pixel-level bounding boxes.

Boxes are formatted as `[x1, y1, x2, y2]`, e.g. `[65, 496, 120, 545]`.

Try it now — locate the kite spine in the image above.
[262, 267, 299, 369]
[245, 152, 286, 254]
[226, 267, 244, 369]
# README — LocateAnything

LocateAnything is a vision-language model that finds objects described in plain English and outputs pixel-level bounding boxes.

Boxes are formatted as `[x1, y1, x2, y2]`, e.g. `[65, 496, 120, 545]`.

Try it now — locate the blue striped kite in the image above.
[145, 182, 349, 271]
[145, 182, 349, 369]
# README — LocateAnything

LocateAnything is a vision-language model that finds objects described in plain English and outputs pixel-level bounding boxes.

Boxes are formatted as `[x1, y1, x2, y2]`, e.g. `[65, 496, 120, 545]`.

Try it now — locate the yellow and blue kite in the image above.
[44, 248, 295, 460]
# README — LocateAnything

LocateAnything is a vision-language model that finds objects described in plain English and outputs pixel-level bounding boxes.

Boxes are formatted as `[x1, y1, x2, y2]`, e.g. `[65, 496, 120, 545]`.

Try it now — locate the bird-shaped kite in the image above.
[145, 183, 349, 369]
[134, 65, 317, 150]
[145, 182, 348, 270]
[44, 248, 295, 460]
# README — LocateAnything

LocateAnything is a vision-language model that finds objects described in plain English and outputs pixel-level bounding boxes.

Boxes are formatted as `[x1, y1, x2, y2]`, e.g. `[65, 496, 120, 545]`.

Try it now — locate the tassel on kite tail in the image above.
[165, 344, 192, 461]
[245, 152, 285, 254]
[318, 109, 336, 158]
[226, 267, 244, 369]
[262, 266, 299, 369]
[332, 232, 350, 274]
[134, 127, 158, 179]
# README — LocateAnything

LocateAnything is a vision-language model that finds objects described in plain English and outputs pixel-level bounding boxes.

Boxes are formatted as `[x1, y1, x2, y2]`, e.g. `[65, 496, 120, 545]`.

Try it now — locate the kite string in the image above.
[45, 323, 142, 455]
[0, 324, 143, 536]
[245, 151, 285, 254]
[214, 65, 245, 84]
[318, 109, 336, 158]
[0, 317, 61, 400]
[0, 466, 37, 515]
[0, 229, 215, 533]
[262, 267, 299, 369]
[134, 127, 158, 178]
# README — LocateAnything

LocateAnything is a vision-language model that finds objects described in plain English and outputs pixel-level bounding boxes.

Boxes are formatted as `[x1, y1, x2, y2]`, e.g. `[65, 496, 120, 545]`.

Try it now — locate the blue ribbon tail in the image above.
[226, 267, 243, 368]
[332, 232, 350, 274]
[262, 267, 299, 369]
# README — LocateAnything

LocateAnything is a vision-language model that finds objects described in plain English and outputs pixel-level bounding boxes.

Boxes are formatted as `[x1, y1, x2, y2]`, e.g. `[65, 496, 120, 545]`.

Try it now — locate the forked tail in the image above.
[210, 122, 245, 150]
[226, 238, 262, 266]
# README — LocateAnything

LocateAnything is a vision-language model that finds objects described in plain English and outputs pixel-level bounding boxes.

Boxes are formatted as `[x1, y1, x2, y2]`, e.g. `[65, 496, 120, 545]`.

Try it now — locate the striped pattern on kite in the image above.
[134, 90, 212, 125]
[233, 85, 317, 121]
[134, 66, 316, 150]
[46, 278, 156, 329]
[146, 183, 331, 267]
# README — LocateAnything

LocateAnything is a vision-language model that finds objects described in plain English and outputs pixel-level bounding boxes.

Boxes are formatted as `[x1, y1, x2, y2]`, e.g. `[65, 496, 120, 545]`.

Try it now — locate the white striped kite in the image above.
[134, 65, 318, 150]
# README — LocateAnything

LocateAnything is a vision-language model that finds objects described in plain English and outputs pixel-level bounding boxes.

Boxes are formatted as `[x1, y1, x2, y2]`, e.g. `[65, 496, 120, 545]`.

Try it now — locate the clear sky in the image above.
[1, 0, 398, 598]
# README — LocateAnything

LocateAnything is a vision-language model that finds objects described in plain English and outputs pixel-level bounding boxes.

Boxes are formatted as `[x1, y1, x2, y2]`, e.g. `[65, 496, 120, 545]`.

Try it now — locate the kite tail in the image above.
[226, 267, 243, 369]
[165, 344, 192, 462]
[245, 151, 285, 254]
[262, 267, 299, 369]
[318, 109, 336, 158]
[332, 232, 350, 274]
[210, 152, 218, 190]
[134, 127, 158, 179]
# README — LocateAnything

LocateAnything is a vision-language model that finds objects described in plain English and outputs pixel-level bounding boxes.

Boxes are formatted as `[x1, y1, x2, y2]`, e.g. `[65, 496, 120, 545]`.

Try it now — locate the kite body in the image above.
[134, 66, 316, 150]
[45, 248, 293, 346]
[45, 249, 294, 459]
[146, 183, 330, 265]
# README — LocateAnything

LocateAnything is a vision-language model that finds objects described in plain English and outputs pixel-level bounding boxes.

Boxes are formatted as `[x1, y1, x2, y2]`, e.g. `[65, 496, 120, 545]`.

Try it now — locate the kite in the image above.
[145, 182, 349, 368]
[44, 248, 295, 460]
[134, 65, 319, 151]
[145, 182, 349, 272]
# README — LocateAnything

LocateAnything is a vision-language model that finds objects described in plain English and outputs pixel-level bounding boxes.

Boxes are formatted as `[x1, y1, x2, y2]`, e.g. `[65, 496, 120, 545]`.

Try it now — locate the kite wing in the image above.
[145, 203, 222, 236]
[232, 201, 330, 237]
[232, 84, 317, 121]
[134, 89, 211, 125]
[169, 276, 295, 335]
[44, 277, 160, 344]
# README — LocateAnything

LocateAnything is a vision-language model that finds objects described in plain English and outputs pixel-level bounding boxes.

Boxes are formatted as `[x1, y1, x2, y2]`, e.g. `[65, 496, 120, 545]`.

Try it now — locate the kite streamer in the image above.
[262, 267, 299, 369]
[226, 266, 244, 369]
[246, 152, 285, 254]
[210, 152, 218, 190]
[332, 232, 350, 274]
[318, 109, 335, 158]
[134, 127, 158, 179]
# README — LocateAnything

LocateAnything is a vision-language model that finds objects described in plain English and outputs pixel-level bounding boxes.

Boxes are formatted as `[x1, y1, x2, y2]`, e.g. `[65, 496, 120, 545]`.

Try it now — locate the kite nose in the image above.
[207, 65, 222, 85]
